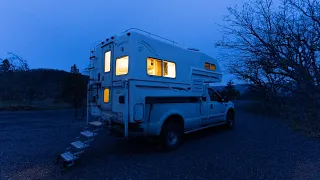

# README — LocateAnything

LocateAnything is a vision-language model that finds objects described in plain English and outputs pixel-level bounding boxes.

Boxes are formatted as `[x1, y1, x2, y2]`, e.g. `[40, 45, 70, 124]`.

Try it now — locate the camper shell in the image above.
[88, 29, 225, 135]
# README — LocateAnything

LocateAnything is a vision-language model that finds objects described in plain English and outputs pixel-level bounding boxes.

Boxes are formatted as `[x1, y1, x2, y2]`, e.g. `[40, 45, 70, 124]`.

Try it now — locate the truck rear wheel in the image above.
[160, 121, 184, 151]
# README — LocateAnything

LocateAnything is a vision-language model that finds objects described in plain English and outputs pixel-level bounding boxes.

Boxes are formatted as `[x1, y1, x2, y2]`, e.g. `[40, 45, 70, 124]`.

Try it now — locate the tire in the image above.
[160, 121, 184, 151]
[225, 111, 235, 129]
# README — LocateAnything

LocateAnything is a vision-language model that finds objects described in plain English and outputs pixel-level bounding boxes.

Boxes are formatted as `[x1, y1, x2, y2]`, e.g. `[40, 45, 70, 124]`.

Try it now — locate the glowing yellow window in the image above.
[104, 89, 110, 103]
[147, 58, 162, 76]
[204, 62, 210, 70]
[104, 51, 111, 72]
[210, 64, 216, 71]
[163, 61, 176, 78]
[116, 56, 128, 75]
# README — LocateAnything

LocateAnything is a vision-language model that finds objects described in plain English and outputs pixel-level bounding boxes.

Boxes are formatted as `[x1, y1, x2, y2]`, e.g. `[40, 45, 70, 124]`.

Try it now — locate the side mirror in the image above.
[218, 98, 225, 103]
[222, 98, 228, 102]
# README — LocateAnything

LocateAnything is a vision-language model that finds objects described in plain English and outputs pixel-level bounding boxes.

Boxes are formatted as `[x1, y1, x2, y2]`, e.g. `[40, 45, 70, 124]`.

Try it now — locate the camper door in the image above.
[101, 43, 114, 111]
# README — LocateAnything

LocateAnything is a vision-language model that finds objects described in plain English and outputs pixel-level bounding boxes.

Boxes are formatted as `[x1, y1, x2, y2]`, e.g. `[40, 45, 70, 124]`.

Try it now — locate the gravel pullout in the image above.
[0, 104, 320, 180]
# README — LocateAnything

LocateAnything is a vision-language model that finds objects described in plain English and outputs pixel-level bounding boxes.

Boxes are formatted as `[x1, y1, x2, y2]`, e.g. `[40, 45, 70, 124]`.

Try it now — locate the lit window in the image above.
[104, 88, 110, 103]
[116, 56, 128, 75]
[104, 51, 111, 72]
[205, 62, 216, 71]
[163, 61, 176, 78]
[210, 64, 216, 70]
[147, 58, 162, 76]
[204, 62, 210, 70]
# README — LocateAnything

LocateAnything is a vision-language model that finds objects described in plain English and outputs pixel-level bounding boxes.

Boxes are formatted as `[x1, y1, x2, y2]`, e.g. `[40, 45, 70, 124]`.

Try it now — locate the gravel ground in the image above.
[1, 103, 320, 180]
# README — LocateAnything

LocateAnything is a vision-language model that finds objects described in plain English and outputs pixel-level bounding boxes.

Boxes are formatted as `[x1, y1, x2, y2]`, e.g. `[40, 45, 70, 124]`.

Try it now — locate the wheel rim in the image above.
[167, 131, 178, 146]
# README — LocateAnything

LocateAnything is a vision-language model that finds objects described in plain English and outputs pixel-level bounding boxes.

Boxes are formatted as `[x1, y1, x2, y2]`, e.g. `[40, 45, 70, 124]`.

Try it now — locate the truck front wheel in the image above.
[160, 121, 184, 151]
[225, 110, 235, 129]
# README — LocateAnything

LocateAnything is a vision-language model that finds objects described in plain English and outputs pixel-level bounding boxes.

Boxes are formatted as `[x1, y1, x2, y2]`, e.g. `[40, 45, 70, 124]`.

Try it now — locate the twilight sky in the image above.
[0, 0, 248, 84]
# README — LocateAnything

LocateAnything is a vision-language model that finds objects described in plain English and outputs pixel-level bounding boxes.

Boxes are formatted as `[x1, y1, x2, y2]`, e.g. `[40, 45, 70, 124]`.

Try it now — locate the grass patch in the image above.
[290, 116, 320, 138]
[236, 101, 266, 115]
[239, 100, 320, 138]
[0, 100, 72, 111]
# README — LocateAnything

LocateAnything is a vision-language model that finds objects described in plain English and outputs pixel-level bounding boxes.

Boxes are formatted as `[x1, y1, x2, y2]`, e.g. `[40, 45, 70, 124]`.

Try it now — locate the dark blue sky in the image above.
[1, 0, 247, 84]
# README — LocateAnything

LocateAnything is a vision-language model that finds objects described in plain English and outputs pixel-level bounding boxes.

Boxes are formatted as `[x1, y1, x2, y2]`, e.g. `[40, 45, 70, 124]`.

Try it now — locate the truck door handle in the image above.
[210, 104, 213, 109]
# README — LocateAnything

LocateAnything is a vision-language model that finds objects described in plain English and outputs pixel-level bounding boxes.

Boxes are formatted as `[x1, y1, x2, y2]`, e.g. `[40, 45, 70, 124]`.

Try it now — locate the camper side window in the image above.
[205, 62, 210, 70]
[147, 58, 162, 76]
[163, 61, 176, 78]
[147, 58, 176, 78]
[205, 62, 216, 71]
[116, 56, 129, 75]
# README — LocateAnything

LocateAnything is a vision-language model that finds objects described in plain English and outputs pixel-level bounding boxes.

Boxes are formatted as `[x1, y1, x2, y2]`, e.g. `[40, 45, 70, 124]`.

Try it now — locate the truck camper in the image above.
[57, 28, 235, 168]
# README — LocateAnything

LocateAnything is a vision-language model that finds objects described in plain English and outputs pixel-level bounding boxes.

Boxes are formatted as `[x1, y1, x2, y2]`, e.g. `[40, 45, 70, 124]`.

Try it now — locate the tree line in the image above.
[216, 80, 241, 101]
[0, 53, 88, 109]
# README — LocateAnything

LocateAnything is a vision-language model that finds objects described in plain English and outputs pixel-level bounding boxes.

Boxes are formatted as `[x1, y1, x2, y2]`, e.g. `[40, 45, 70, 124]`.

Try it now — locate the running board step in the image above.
[89, 121, 103, 127]
[60, 151, 78, 162]
[81, 130, 97, 138]
[71, 140, 88, 149]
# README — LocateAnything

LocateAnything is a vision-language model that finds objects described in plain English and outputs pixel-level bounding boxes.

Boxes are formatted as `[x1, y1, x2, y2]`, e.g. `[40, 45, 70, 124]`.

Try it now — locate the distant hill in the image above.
[0, 69, 88, 110]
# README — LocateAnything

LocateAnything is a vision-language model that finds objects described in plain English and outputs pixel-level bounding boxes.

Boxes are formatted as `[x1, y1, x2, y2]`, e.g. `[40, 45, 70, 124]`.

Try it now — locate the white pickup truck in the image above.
[58, 29, 235, 168]
[127, 84, 235, 151]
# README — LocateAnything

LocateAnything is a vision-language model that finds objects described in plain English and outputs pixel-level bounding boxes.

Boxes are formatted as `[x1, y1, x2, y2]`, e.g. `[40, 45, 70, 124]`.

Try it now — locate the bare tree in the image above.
[0, 59, 11, 73]
[217, 0, 320, 102]
[0, 53, 30, 101]
[70, 64, 80, 74]
[6, 52, 29, 71]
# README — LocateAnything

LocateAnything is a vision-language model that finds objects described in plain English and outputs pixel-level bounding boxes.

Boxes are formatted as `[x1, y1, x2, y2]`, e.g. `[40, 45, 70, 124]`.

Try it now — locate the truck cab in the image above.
[201, 85, 234, 126]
